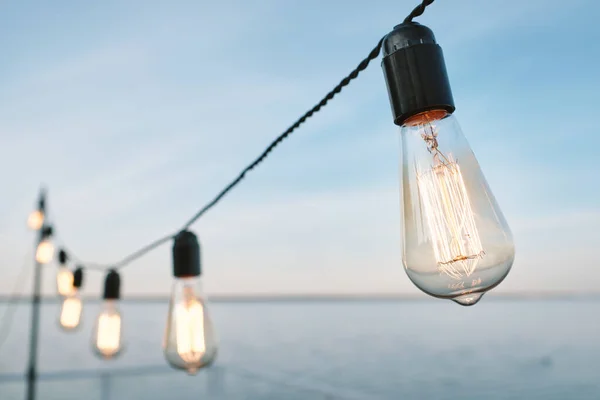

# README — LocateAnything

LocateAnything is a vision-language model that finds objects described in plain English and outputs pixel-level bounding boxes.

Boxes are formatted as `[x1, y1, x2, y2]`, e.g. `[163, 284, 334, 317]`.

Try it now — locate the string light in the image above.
[164, 231, 217, 374]
[59, 267, 84, 331]
[13, 0, 513, 382]
[92, 270, 124, 359]
[35, 226, 54, 264]
[380, 20, 515, 306]
[56, 249, 74, 297]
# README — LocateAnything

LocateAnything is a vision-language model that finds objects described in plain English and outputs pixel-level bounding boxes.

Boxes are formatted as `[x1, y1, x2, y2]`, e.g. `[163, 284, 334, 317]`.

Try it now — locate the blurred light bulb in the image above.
[27, 210, 44, 230]
[92, 300, 123, 359]
[399, 111, 514, 305]
[36, 240, 54, 264]
[59, 292, 82, 330]
[56, 267, 74, 297]
[164, 278, 217, 374]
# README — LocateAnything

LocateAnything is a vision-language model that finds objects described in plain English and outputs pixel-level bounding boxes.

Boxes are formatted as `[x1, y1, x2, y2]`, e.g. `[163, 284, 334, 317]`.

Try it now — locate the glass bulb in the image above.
[399, 110, 515, 306]
[164, 277, 217, 374]
[56, 267, 74, 297]
[35, 239, 54, 264]
[27, 210, 44, 230]
[59, 292, 82, 331]
[92, 300, 124, 359]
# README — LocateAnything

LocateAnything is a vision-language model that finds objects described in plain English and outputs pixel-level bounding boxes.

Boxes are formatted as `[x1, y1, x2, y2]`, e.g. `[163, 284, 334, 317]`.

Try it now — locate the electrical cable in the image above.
[51, 0, 436, 272]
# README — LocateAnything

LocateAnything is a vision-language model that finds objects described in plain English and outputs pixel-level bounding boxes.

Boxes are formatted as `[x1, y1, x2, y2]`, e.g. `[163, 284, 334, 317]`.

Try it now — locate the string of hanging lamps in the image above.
[19, 0, 515, 393]
[27, 195, 218, 376]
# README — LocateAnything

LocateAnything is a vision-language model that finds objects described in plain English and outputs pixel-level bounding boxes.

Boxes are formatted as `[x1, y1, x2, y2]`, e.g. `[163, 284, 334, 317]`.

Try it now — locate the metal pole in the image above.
[25, 233, 43, 400]
[25, 191, 46, 400]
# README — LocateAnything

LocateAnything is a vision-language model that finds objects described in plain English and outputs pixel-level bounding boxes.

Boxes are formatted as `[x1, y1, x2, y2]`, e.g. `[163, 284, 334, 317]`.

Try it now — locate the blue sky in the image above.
[0, 0, 598, 297]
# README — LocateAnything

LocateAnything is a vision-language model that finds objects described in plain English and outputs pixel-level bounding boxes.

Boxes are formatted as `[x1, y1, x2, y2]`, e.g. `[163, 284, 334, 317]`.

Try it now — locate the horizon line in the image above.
[1, 291, 599, 303]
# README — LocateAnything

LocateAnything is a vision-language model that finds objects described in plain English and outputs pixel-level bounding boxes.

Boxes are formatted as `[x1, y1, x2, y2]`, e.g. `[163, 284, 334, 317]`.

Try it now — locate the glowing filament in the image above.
[96, 313, 121, 357]
[417, 150, 484, 279]
[35, 240, 54, 264]
[57, 268, 74, 296]
[175, 299, 206, 363]
[60, 296, 82, 329]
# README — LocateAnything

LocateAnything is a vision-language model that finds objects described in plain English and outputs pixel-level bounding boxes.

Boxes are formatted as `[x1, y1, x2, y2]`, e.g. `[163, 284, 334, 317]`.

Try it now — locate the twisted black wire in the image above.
[404, 0, 435, 23]
[57, 0, 437, 272]
[181, 37, 385, 230]
[114, 234, 174, 270]
[104, 38, 386, 271]
[58, 245, 108, 271]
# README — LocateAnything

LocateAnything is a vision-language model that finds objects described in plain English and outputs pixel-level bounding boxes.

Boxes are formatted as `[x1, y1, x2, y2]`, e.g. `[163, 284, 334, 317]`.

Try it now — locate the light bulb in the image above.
[164, 277, 217, 374]
[164, 230, 217, 374]
[56, 267, 74, 297]
[27, 210, 44, 230]
[59, 292, 82, 330]
[93, 269, 123, 359]
[399, 111, 514, 305]
[92, 300, 123, 359]
[381, 22, 515, 305]
[35, 239, 54, 264]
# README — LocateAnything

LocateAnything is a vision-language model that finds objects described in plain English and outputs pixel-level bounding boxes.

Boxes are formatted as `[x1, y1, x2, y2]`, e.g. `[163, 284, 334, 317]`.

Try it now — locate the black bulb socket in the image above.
[73, 267, 84, 289]
[38, 198, 45, 213]
[381, 22, 455, 126]
[173, 230, 201, 278]
[41, 225, 53, 239]
[37, 188, 46, 212]
[58, 249, 68, 265]
[103, 269, 120, 300]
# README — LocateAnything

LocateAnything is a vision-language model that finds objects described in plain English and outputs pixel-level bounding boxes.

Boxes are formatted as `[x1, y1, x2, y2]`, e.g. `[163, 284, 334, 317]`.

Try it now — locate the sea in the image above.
[0, 297, 599, 400]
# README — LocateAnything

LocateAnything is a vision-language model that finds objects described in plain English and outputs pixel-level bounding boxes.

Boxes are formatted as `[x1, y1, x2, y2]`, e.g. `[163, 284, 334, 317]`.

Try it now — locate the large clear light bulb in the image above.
[164, 230, 217, 374]
[380, 22, 515, 305]
[27, 210, 44, 230]
[400, 111, 514, 305]
[164, 277, 217, 374]
[92, 270, 123, 359]
[60, 292, 82, 330]
[36, 239, 54, 264]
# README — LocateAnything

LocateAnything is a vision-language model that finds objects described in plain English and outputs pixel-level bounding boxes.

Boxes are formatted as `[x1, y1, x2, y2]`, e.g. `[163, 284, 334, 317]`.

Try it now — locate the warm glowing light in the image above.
[96, 312, 122, 358]
[60, 296, 82, 330]
[164, 279, 217, 373]
[36, 240, 54, 264]
[57, 268, 74, 296]
[175, 297, 206, 363]
[415, 122, 484, 279]
[27, 210, 44, 230]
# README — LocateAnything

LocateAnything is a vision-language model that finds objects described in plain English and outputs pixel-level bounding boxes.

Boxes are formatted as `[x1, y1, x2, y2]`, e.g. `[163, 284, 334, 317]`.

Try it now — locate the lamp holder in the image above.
[58, 249, 68, 265]
[173, 230, 201, 278]
[381, 22, 455, 126]
[73, 267, 84, 289]
[103, 269, 120, 300]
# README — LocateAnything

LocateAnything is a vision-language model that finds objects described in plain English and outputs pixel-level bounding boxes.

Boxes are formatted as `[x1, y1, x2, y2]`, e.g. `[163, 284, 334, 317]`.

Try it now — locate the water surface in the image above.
[0, 298, 598, 399]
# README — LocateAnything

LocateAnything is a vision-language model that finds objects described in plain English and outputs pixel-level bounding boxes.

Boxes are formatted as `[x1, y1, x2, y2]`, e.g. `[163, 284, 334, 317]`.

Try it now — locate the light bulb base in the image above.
[103, 270, 120, 300]
[173, 230, 201, 278]
[41, 225, 53, 239]
[38, 189, 46, 212]
[58, 249, 68, 265]
[381, 22, 455, 126]
[73, 267, 84, 288]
